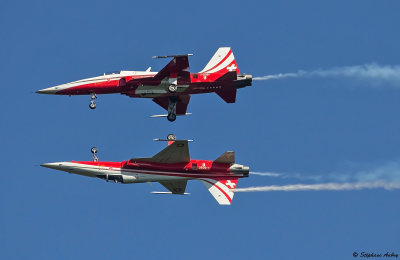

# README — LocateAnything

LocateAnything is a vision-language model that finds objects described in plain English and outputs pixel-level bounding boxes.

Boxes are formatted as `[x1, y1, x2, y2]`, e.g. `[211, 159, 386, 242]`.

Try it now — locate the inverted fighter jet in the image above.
[41, 134, 249, 205]
[37, 47, 252, 121]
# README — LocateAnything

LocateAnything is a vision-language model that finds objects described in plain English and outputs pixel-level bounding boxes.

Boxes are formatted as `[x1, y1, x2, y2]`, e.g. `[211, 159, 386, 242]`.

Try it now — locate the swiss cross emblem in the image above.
[227, 64, 237, 71]
[225, 180, 236, 188]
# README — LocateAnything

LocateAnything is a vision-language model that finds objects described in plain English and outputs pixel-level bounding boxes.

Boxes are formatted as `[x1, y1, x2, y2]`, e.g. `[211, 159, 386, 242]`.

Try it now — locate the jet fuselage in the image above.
[37, 70, 252, 99]
[42, 159, 249, 184]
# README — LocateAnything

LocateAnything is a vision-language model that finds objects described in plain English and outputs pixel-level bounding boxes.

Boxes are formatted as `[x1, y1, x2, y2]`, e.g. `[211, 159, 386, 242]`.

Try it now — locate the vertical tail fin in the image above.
[200, 47, 240, 74]
[200, 178, 238, 205]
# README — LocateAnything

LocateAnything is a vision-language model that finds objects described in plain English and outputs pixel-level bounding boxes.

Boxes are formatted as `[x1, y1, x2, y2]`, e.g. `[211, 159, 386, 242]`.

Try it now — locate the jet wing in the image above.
[151, 140, 190, 163]
[152, 55, 191, 81]
[130, 140, 190, 164]
[153, 95, 190, 115]
[159, 180, 188, 194]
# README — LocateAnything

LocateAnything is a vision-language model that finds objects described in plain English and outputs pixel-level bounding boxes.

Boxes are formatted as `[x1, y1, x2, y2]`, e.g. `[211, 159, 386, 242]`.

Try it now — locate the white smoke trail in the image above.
[254, 63, 400, 85]
[250, 171, 281, 177]
[234, 181, 400, 193]
[252, 160, 400, 183]
[253, 72, 306, 80]
[329, 161, 400, 183]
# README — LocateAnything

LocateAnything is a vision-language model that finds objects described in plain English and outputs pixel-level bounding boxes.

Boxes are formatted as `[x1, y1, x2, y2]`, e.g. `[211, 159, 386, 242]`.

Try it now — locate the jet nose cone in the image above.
[41, 162, 63, 170]
[36, 86, 59, 94]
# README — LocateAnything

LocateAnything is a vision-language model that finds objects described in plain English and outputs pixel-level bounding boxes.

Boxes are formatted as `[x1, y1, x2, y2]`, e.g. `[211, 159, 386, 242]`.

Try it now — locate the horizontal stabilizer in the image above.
[214, 151, 235, 164]
[216, 89, 237, 103]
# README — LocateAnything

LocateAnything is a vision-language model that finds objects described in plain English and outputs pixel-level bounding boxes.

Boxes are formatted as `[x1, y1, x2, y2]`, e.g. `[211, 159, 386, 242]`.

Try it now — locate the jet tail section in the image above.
[200, 47, 240, 74]
[200, 178, 239, 205]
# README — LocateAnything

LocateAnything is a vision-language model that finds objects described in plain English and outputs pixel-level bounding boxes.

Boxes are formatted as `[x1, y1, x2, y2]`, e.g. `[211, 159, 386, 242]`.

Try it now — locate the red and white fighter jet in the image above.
[41, 134, 249, 205]
[37, 47, 252, 121]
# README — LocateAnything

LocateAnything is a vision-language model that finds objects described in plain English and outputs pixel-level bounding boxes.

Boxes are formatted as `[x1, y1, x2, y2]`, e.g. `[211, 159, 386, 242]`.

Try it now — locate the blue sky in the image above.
[1, 0, 400, 259]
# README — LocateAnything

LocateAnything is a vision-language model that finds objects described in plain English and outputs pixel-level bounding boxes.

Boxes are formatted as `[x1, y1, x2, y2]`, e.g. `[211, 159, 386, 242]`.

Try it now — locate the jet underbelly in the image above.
[133, 171, 191, 183]
[135, 85, 168, 97]
[134, 83, 189, 98]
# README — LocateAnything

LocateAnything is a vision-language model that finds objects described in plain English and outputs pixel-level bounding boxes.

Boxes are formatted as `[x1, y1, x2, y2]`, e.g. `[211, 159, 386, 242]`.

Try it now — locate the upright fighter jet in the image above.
[41, 135, 249, 205]
[37, 47, 252, 121]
